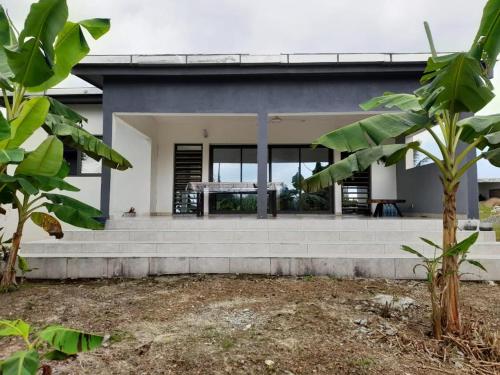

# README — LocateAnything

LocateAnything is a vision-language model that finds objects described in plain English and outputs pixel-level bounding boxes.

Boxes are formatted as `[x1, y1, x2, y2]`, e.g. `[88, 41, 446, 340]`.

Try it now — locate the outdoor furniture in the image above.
[186, 182, 284, 217]
[369, 199, 406, 217]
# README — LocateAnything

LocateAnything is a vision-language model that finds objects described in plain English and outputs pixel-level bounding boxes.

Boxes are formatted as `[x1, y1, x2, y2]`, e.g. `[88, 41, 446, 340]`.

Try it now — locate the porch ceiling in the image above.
[115, 112, 373, 131]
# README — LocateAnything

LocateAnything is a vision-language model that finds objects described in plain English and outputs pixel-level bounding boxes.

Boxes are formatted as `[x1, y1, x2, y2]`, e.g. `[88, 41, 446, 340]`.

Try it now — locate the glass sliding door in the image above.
[210, 146, 258, 213]
[270, 147, 300, 211]
[300, 147, 331, 211]
[210, 145, 332, 214]
[270, 146, 332, 213]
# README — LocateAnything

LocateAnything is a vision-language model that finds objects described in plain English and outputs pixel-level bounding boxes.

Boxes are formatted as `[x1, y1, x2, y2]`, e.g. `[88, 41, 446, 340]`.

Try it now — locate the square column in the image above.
[257, 112, 268, 219]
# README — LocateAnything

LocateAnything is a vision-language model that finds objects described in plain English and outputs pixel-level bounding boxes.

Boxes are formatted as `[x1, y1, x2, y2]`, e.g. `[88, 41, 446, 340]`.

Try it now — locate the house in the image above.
[66, 53, 480, 220]
[12, 53, 499, 280]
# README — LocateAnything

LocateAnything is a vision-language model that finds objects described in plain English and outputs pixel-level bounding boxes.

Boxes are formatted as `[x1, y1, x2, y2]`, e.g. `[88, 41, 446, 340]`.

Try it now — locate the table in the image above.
[368, 199, 406, 217]
[186, 182, 284, 217]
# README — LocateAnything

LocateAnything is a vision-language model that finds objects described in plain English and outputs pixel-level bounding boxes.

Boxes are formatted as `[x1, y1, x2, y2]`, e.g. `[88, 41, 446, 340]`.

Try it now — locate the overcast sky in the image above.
[2, 0, 489, 54]
[3, 0, 499, 178]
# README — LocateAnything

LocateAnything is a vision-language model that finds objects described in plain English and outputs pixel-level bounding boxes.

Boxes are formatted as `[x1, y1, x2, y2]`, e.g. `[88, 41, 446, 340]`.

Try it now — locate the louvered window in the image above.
[341, 152, 371, 215]
[173, 144, 203, 214]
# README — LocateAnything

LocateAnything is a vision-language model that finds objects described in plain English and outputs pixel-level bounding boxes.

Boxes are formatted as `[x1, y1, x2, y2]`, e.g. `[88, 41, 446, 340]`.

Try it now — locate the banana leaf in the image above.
[0, 350, 39, 375]
[417, 52, 494, 115]
[312, 112, 429, 153]
[38, 325, 103, 354]
[44, 113, 132, 170]
[303, 143, 418, 192]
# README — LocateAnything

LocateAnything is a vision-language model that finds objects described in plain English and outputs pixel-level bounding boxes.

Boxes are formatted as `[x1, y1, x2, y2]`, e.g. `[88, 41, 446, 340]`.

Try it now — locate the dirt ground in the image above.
[0, 275, 498, 375]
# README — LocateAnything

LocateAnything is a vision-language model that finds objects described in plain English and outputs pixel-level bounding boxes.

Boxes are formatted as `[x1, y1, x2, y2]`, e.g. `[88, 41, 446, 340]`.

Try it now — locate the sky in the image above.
[1, 0, 488, 55]
[2, 0, 499, 178]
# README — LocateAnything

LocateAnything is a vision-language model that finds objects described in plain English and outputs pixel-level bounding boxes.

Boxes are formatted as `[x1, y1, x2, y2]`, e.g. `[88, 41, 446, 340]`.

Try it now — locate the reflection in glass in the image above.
[210, 145, 332, 213]
[271, 148, 300, 211]
[300, 147, 330, 211]
[212, 148, 240, 182]
[242, 148, 257, 182]
[81, 154, 102, 174]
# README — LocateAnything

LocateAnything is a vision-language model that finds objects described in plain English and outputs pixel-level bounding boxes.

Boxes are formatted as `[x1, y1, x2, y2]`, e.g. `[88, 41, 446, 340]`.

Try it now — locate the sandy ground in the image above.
[0, 275, 498, 375]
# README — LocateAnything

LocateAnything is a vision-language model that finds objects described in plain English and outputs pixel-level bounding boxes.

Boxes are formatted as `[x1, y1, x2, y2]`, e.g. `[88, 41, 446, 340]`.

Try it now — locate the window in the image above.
[210, 145, 332, 213]
[210, 146, 258, 212]
[63, 136, 102, 176]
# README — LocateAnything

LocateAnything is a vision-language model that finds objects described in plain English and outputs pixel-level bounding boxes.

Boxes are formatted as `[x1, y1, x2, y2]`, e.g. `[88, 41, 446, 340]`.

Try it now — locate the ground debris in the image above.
[0, 276, 497, 374]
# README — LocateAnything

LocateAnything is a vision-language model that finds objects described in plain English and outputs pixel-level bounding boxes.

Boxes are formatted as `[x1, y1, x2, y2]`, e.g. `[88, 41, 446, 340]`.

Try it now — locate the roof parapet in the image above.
[80, 52, 454, 66]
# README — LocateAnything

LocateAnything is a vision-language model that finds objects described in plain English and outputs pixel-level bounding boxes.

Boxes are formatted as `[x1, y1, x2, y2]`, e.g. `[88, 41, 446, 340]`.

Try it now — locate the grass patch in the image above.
[350, 357, 375, 371]
[479, 203, 500, 241]
[220, 336, 235, 350]
[110, 330, 134, 344]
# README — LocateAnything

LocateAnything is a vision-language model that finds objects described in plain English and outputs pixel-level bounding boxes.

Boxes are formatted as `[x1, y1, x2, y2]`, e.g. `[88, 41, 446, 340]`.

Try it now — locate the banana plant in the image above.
[402, 232, 484, 339]
[303, 0, 499, 337]
[0, 0, 132, 290]
[0, 319, 103, 375]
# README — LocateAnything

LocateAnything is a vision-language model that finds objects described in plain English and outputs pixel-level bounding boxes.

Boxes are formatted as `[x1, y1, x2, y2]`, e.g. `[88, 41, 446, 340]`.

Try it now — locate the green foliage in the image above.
[470, 0, 500, 72]
[313, 112, 429, 153]
[0, 320, 103, 375]
[402, 233, 485, 289]
[15, 136, 63, 177]
[303, 0, 500, 193]
[303, 0, 499, 337]
[303, 143, 419, 192]
[44, 113, 132, 170]
[359, 92, 423, 112]
[1, 350, 39, 375]
[0, 0, 131, 288]
[2, 97, 50, 149]
[38, 325, 103, 355]
[417, 52, 494, 115]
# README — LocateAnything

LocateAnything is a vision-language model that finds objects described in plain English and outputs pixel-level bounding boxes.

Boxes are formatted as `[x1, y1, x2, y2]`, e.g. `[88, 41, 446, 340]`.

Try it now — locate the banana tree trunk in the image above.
[0, 223, 23, 290]
[441, 184, 461, 335]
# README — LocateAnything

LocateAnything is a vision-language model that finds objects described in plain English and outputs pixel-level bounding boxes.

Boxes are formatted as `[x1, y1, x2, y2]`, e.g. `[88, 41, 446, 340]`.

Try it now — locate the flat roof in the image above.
[80, 52, 440, 65]
[73, 53, 439, 88]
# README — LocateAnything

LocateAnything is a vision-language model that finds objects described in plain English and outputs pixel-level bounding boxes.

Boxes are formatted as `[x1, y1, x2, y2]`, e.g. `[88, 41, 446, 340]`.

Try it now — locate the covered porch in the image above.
[108, 112, 398, 219]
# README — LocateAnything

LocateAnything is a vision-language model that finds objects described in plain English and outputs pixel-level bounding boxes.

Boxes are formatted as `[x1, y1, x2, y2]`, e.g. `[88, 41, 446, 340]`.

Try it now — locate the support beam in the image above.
[257, 112, 268, 219]
[100, 93, 112, 219]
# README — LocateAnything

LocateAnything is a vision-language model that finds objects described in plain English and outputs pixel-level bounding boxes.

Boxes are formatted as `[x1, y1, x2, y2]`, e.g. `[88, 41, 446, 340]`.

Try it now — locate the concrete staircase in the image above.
[21, 217, 499, 280]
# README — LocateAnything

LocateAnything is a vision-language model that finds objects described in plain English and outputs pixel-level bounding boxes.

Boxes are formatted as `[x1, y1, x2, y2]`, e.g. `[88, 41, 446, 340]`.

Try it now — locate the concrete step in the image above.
[22, 240, 499, 258]
[62, 229, 497, 243]
[21, 255, 500, 281]
[105, 217, 451, 231]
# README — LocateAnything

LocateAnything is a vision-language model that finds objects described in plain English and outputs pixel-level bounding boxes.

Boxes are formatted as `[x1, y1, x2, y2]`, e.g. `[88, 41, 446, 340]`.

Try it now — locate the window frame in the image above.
[209, 144, 334, 214]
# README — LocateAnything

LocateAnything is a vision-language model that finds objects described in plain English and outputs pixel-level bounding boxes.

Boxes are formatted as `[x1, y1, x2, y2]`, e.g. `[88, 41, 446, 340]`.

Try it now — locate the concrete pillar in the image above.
[257, 112, 268, 219]
[100, 89, 112, 219]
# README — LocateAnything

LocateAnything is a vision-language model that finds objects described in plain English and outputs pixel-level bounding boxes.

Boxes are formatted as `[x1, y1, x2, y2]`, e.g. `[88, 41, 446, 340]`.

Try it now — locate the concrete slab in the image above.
[229, 258, 270, 274]
[189, 257, 230, 273]
[149, 257, 189, 275]
[67, 258, 108, 279]
[26, 258, 67, 279]
[121, 258, 150, 278]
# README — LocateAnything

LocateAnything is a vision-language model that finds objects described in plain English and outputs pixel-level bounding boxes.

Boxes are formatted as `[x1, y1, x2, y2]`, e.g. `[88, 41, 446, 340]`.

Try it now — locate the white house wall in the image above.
[110, 116, 152, 217]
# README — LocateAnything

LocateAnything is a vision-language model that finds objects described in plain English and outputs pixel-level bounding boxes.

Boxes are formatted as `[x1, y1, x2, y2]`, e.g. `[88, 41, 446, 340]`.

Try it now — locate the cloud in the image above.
[2, 0, 487, 54]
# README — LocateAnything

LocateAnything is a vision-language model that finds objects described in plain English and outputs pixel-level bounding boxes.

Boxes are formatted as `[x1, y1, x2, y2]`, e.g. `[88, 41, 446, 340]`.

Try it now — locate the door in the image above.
[173, 144, 203, 214]
[341, 152, 371, 215]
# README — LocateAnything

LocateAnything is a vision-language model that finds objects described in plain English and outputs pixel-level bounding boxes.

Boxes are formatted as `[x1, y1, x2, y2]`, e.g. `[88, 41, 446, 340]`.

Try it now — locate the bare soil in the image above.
[0, 275, 498, 375]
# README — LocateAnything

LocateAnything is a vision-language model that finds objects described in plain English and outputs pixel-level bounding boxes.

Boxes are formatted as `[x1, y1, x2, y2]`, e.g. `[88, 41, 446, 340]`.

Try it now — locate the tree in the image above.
[303, 0, 500, 337]
[0, 0, 132, 290]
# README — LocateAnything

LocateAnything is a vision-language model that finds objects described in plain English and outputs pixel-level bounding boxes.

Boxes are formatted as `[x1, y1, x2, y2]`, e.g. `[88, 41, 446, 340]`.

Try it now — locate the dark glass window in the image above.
[62, 136, 102, 176]
[210, 145, 332, 213]
[271, 147, 300, 212]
